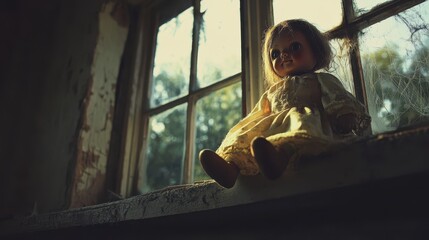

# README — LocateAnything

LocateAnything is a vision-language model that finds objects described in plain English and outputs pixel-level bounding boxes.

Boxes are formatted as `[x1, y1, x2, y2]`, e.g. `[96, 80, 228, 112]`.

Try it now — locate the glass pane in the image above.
[151, 8, 193, 108]
[354, 0, 391, 16]
[360, 1, 429, 133]
[324, 39, 355, 94]
[197, 0, 241, 88]
[273, 0, 342, 32]
[194, 81, 242, 182]
[140, 104, 187, 193]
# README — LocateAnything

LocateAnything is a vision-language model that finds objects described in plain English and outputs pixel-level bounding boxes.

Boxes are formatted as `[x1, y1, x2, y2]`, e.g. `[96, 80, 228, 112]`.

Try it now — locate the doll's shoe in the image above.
[251, 137, 293, 180]
[199, 149, 239, 188]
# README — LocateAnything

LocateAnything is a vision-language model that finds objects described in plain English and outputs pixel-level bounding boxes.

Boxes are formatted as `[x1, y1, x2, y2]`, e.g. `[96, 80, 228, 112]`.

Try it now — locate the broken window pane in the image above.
[151, 8, 193, 108]
[273, 0, 342, 32]
[360, 1, 429, 133]
[197, 0, 241, 88]
[140, 104, 187, 193]
[193, 81, 242, 182]
[324, 38, 355, 94]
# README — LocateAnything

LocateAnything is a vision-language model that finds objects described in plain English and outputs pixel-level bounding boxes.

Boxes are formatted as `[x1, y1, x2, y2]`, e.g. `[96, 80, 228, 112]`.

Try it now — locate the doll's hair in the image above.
[262, 19, 333, 87]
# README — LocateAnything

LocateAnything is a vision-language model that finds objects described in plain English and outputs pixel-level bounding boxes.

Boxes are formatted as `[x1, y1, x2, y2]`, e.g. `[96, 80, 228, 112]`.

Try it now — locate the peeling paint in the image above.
[110, 2, 130, 28]
[70, 1, 128, 208]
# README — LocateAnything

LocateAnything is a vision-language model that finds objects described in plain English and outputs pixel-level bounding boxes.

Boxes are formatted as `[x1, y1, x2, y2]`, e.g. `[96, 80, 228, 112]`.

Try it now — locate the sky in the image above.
[153, 0, 241, 91]
[273, 0, 343, 31]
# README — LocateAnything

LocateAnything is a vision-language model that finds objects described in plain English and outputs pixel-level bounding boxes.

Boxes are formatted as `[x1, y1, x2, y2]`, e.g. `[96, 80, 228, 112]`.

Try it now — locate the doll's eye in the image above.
[289, 42, 302, 53]
[271, 50, 280, 59]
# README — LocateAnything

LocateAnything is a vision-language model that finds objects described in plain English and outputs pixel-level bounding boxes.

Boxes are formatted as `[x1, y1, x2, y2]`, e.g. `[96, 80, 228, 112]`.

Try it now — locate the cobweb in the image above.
[327, 3, 429, 133]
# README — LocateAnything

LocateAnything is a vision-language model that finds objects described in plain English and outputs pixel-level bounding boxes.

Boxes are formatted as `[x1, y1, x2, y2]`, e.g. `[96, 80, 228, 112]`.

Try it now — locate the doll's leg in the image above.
[251, 137, 295, 180]
[199, 149, 240, 188]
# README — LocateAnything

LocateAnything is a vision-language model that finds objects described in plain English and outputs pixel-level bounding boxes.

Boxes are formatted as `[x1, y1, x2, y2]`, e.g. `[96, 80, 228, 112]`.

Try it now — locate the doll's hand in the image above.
[334, 113, 356, 134]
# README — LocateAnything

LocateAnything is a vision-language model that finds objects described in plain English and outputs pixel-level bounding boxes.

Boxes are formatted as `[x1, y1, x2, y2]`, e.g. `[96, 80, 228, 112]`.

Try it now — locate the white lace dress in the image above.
[216, 72, 371, 175]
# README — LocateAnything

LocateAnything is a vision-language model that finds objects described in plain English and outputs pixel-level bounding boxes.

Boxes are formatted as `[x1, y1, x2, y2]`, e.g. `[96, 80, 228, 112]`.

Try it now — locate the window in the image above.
[120, 0, 429, 196]
[359, 1, 429, 132]
[137, 0, 242, 193]
[273, 0, 429, 133]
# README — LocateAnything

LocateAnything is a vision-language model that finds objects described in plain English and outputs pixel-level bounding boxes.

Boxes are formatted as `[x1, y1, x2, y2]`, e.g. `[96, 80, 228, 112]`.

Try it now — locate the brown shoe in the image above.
[199, 149, 239, 188]
[251, 137, 293, 180]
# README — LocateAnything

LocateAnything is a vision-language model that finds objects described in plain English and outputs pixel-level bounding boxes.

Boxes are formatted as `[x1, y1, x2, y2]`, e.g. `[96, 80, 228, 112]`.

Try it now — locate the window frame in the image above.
[121, 0, 249, 196]
[116, 0, 427, 197]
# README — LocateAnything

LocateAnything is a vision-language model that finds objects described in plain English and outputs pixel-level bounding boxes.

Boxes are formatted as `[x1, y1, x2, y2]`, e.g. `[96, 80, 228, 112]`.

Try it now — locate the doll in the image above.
[199, 19, 371, 188]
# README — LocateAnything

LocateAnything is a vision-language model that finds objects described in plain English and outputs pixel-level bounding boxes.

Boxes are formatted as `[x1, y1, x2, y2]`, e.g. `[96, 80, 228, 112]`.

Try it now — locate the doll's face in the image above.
[270, 31, 316, 77]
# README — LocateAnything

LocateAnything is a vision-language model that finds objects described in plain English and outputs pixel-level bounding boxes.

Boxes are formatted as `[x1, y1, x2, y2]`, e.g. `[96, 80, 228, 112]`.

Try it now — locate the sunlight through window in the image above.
[273, 0, 342, 32]
[197, 0, 241, 88]
[151, 8, 193, 107]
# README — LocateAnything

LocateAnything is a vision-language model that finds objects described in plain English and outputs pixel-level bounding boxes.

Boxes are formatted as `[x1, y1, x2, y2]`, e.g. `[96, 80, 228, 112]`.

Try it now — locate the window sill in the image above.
[2, 125, 429, 238]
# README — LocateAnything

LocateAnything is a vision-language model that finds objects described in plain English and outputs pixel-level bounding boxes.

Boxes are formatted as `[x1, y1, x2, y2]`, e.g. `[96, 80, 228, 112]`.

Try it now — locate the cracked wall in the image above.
[70, 1, 129, 208]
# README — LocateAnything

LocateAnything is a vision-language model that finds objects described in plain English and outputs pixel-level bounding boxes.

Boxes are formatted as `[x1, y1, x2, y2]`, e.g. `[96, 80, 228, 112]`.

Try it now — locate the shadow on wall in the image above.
[0, 0, 129, 218]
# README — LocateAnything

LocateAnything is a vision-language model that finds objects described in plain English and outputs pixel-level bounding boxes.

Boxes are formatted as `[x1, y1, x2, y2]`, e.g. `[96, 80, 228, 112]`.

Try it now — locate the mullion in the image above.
[342, 0, 368, 106]
[133, 11, 160, 195]
[182, 0, 202, 184]
[189, 0, 201, 92]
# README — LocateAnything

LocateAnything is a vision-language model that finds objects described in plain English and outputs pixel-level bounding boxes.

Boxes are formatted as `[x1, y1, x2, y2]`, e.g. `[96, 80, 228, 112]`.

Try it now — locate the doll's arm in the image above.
[333, 112, 358, 134]
[318, 73, 371, 135]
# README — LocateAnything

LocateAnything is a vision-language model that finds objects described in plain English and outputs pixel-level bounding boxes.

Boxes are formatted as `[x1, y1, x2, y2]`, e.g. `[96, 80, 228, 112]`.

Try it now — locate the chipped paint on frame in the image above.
[70, 1, 129, 208]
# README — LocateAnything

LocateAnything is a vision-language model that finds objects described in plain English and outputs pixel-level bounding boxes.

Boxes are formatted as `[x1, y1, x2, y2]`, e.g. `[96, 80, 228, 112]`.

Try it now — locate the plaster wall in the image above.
[33, 0, 107, 214]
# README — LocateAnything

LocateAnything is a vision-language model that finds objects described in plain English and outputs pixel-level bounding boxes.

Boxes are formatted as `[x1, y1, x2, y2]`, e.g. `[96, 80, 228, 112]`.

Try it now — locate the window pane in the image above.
[151, 8, 193, 108]
[273, 0, 342, 32]
[354, 0, 391, 16]
[197, 0, 241, 88]
[325, 39, 355, 94]
[360, 2, 429, 133]
[140, 104, 187, 193]
[194, 81, 242, 182]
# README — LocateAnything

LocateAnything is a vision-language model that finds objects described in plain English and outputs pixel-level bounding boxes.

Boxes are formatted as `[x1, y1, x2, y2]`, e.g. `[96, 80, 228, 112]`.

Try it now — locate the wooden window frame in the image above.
[118, 0, 248, 196]
[114, 0, 426, 198]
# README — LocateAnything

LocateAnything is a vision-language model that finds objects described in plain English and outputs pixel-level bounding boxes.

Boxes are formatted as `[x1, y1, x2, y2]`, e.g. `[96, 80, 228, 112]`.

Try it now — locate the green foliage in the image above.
[142, 69, 242, 192]
[151, 69, 188, 107]
[145, 104, 186, 192]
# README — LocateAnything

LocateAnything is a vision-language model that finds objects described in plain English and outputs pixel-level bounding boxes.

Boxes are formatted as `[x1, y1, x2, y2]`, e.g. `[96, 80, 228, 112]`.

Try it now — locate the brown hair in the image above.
[262, 19, 332, 87]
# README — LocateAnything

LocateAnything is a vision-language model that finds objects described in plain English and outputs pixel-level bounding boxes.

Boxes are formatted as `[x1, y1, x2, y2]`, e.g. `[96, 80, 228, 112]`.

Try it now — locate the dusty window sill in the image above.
[1, 125, 429, 237]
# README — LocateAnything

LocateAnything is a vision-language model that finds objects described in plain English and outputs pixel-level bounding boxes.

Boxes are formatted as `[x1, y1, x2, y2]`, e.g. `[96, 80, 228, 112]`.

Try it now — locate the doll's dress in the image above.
[215, 72, 371, 175]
